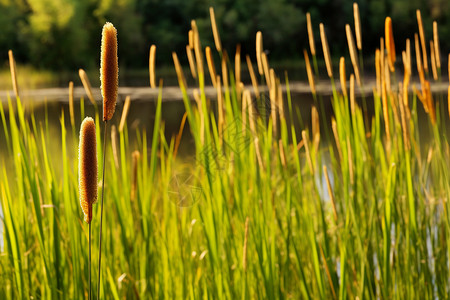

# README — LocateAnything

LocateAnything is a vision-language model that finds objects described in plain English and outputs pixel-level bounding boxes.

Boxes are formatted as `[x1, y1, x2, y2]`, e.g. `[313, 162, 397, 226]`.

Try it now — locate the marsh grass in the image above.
[1, 4, 450, 300]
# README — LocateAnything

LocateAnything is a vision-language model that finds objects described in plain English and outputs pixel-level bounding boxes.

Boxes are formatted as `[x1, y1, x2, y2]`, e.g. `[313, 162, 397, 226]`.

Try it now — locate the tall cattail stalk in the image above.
[340, 57, 347, 97]
[430, 41, 438, 81]
[209, 7, 222, 52]
[414, 34, 425, 85]
[345, 24, 361, 85]
[331, 118, 343, 162]
[188, 30, 194, 49]
[191, 20, 204, 76]
[320, 23, 333, 78]
[216, 75, 224, 141]
[119, 96, 131, 132]
[149, 45, 157, 88]
[79, 69, 96, 105]
[173, 52, 187, 89]
[433, 21, 441, 69]
[302, 130, 314, 174]
[353, 3, 362, 50]
[256, 31, 264, 75]
[350, 74, 355, 114]
[205, 47, 217, 87]
[69, 81, 75, 129]
[382, 81, 391, 142]
[303, 49, 316, 96]
[98, 22, 118, 300]
[311, 106, 320, 151]
[246, 55, 260, 99]
[416, 10, 428, 73]
[79, 117, 98, 300]
[111, 125, 119, 169]
[262, 52, 271, 88]
[131, 151, 140, 202]
[385, 17, 396, 72]
[375, 49, 381, 95]
[306, 13, 316, 56]
[193, 89, 204, 145]
[186, 45, 197, 79]
[235, 45, 241, 97]
[276, 79, 284, 122]
[269, 69, 277, 135]
[221, 51, 229, 92]
[8, 50, 19, 98]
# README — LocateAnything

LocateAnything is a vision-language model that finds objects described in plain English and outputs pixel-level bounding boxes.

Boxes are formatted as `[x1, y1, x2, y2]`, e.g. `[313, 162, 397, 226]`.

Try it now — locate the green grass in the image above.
[1, 7, 450, 300]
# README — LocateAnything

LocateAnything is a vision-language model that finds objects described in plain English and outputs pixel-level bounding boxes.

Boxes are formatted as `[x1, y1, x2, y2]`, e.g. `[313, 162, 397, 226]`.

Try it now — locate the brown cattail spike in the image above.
[353, 3, 362, 50]
[209, 7, 222, 52]
[433, 22, 441, 69]
[320, 23, 333, 78]
[8, 50, 19, 98]
[345, 25, 361, 86]
[205, 46, 217, 87]
[79, 69, 96, 105]
[101, 22, 118, 122]
[186, 45, 197, 79]
[416, 10, 428, 73]
[79, 117, 98, 223]
[149, 45, 157, 88]
[256, 31, 264, 75]
[306, 13, 316, 56]
[385, 17, 396, 72]
[340, 57, 347, 97]
[304, 49, 316, 95]
[119, 96, 131, 132]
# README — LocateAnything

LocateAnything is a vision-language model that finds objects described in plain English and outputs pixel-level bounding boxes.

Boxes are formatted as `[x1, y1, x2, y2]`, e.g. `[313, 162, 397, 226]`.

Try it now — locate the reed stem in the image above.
[97, 121, 108, 300]
[89, 222, 91, 300]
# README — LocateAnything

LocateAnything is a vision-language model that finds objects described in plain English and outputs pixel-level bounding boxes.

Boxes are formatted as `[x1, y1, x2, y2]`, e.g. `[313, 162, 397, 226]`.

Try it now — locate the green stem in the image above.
[97, 121, 108, 300]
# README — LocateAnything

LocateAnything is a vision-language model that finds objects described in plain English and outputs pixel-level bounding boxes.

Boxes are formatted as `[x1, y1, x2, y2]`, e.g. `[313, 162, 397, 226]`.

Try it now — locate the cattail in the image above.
[350, 74, 355, 114]
[448, 86, 450, 120]
[244, 90, 256, 134]
[402, 51, 410, 106]
[416, 10, 428, 73]
[193, 89, 204, 145]
[101, 22, 118, 122]
[398, 87, 410, 150]
[323, 165, 337, 221]
[385, 17, 396, 72]
[79, 69, 96, 105]
[243, 217, 250, 272]
[382, 81, 390, 142]
[384, 57, 391, 94]
[209, 7, 222, 52]
[173, 52, 187, 89]
[425, 80, 436, 125]
[235, 45, 241, 96]
[311, 106, 320, 151]
[302, 130, 314, 173]
[188, 30, 194, 49]
[246, 55, 260, 99]
[306, 13, 316, 56]
[415, 34, 425, 85]
[69, 81, 75, 128]
[79, 117, 98, 223]
[375, 49, 381, 95]
[262, 52, 271, 88]
[130, 150, 140, 202]
[276, 79, 284, 122]
[222, 51, 229, 91]
[430, 41, 438, 81]
[353, 3, 362, 50]
[345, 24, 361, 85]
[111, 125, 119, 169]
[186, 45, 197, 79]
[256, 31, 264, 75]
[8, 50, 19, 98]
[320, 23, 333, 78]
[191, 20, 204, 75]
[340, 57, 347, 97]
[433, 21, 441, 69]
[149, 45, 157, 88]
[380, 38, 385, 83]
[217, 75, 224, 140]
[205, 47, 217, 87]
[405, 39, 412, 75]
[119, 96, 131, 132]
[303, 49, 316, 95]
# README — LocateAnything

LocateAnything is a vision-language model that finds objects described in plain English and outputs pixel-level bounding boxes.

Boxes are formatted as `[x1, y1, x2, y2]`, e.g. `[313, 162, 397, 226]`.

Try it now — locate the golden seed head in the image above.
[306, 13, 316, 56]
[385, 17, 396, 72]
[340, 57, 347, 97]
[209, 7, 222, 52]
[79, 117, 98, 223]
[100, 22, 118, 121]
[256, 31, 264, 75]
[149, 45, 157, 88]
[353, 3, 362, 50]
[320, 23, 333, 78]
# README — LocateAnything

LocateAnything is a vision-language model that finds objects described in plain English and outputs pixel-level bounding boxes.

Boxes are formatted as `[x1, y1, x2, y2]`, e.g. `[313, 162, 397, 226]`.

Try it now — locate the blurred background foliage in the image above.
[0, 0, 449, 71]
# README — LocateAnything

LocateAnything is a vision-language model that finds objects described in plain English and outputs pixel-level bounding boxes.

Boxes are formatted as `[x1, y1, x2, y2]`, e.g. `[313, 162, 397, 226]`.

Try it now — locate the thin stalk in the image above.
[89, 222, 91, 300]
[97, 121, 108, 300]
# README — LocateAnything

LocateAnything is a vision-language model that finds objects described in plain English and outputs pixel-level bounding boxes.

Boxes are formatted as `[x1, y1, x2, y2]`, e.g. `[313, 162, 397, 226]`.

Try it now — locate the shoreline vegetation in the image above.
[2, 3, 450, 299]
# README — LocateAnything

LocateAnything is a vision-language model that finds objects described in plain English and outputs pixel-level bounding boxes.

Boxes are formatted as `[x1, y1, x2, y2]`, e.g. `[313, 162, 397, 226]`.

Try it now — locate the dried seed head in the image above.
[209, 7, 222, 52]
[79, 117, 98, 223]
[8, 50, 19, 98]
[79, 69, 96, 105]
[339, 57, 347, 97]
[119, 96, 131, 132]
[416, 10, 428, 73]
[320, 23, 333, 78]
[256, 31, 264, 75]
[385, 17, 396, 72]
[353, 3, 362, 50]
[306, 13, 316, 56]
[205, 46, 217, 87]
[149, 45, 157, 88]
[100, 22, 118, 122]
[304, 49, 316, 95]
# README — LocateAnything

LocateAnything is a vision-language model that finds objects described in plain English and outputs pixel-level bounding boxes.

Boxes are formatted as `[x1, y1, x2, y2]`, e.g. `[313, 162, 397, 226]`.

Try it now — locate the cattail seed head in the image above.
[353, 3, 362, 50]
[100, 22, 118, 122]
[209, 7, 222, 52]
[345, 24, 361, 86]
[304, 49, 316, 95]
[433, 22, 441, 69]
[306, 13, 316, 56]
[416, 10, 428, 73]
[256, 31, 264, 75]
[385, 17, 396, 72]
[79, 117, 98, 223]
[149, 45, 157, 88]
[205, 46, 217, 87]
[119, 96, 131, 132]
[79, 69, 96, 105]
[320, 23, 333, 78]
[339, 57, 347, 97]
[8, 50, 19, 98]
[186, 45, 197, 79]
[246, 55, 260, 99]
